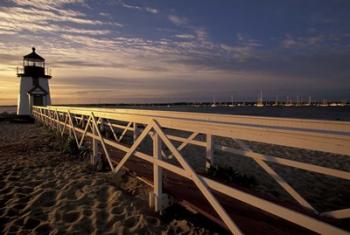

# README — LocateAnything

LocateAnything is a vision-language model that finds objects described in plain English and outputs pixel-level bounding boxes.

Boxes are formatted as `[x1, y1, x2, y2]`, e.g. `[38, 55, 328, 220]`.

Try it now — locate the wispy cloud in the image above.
[281, 35, 299, 48]
[0, 0, 123, 38]
[9, 0, 84, 8]
[220, 44, 256, 62]
[168, 15, 187, 26]
[280, 34, 349, 48]
[175, 34, 195, 39]
[0, 1, 260, 72]
[119, 0, 141, 10]
[118, 0, 158, 14]
[145, 7, 158, 14]
[99, 12, 111, 17]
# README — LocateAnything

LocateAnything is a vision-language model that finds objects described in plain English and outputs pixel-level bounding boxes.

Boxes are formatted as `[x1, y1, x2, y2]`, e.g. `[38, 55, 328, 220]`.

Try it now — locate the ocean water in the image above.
[0, 106, 16, 113]
[98, 105, 350, 121]
[2, 105, 350, 121]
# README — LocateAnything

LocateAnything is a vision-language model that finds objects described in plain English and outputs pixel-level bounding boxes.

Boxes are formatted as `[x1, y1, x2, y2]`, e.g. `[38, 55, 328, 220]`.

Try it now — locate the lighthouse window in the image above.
[24, 60, 44, 67]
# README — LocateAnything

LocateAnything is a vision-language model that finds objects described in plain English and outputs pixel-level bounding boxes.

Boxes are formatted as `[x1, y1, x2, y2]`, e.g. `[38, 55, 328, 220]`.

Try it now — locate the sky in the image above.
[0, 0, 349, 105]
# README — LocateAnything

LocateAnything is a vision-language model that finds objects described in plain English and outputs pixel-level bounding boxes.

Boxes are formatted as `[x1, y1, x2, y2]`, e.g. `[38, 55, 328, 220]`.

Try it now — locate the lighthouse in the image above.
[16, 47, 52, 116]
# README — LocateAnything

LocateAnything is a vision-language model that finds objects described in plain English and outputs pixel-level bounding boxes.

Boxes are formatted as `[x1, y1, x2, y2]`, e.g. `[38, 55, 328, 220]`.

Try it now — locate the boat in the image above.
[255, 90, 264, 107]
[228, 96, 235, 107]
[211, 97, 217, 107]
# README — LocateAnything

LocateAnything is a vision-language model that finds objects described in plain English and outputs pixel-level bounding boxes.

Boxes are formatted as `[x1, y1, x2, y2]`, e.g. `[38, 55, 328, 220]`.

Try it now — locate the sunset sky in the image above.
[0, 0, 349, 105]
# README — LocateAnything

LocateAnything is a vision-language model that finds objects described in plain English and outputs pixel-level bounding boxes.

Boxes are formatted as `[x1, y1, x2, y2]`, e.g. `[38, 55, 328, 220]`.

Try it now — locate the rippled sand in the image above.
[0, 122, 220, 235]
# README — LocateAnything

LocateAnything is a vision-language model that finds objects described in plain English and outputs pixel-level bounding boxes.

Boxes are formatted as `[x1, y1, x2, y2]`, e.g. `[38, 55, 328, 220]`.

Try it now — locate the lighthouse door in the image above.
[33, 95, 44, 106]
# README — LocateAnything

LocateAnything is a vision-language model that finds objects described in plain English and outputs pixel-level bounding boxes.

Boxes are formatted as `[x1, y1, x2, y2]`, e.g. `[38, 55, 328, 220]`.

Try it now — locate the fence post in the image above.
[153, 132, 162, 211]
[55, 109, 59, 134]
[68, 112, 72, 137]
[44, 109, 47, 126]
[50, 111, 54, 129]
[133, 122, 139, 143]
[40, 109, 43, 123]
[92, 117, 98, 166]
[48, 110, 51, 128]
[206, 134, 214, 171]
[149, 131, 172, 213]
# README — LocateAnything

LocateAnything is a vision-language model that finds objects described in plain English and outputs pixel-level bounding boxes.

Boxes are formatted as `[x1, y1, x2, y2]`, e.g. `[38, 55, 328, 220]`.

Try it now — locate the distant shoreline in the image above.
[2, 104, 350, 121]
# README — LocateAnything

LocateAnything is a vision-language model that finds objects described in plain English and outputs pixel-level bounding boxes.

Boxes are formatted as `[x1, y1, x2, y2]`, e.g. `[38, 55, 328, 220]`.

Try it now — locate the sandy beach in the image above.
[0, 121, 224, 234]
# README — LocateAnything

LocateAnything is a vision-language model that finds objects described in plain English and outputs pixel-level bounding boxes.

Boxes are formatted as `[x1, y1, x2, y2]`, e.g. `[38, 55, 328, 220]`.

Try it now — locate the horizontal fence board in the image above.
[41, 106, 350, 155]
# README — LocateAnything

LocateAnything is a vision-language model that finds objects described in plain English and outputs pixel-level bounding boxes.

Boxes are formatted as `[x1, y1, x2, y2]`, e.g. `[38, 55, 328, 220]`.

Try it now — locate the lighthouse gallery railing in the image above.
[32, 105, 350, 235]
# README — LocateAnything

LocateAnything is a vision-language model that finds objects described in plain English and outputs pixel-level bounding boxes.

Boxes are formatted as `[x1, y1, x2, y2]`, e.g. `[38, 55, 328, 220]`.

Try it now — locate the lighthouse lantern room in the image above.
[17, 47, 52, 116]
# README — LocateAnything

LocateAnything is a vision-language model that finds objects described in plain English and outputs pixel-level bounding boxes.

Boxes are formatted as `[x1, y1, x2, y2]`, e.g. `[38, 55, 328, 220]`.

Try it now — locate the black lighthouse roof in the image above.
[23, 47, 44, 61]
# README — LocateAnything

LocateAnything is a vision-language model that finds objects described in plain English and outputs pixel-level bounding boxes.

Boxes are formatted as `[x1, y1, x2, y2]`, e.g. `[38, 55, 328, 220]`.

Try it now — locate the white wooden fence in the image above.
[32, 105, 350, 235]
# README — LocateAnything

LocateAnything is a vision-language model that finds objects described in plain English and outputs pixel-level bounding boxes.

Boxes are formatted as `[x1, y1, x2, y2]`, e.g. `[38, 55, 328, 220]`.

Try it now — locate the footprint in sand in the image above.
[4, 222, 20, 234]
[0, 186, 13, 197]
[24, 190, 57, 211]
[23, 217, 41, 230]
[62, 211, 81, 223]
[14, 192, 28, 200]
[81, 208, 93, 217]
[70, 216, 94, 234]
[4, 208, 17, 217]
[6, 175, 20, 182]
[96, 202, 107, 209]
[0, 216, 10, 227]
[0, 197, 9, 210]
[17, 186, 34, 195]
[11, 202, 27, 212]
[74, 189, 85, 200]
[13, 216, 25, 227]
[110, 206, 127, 219]
[106, 189, 122, 204]
[0, 180, 7, 189]
[124, 215, 146, 233]
[26, 208, 49, 222]
[40, 179, 56, 189]
[145, 216, 161, 227]
[33, 222, 53, 234]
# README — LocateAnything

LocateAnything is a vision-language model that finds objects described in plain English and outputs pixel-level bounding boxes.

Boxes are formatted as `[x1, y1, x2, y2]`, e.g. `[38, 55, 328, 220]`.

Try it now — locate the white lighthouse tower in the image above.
[17, 47, 52, 116]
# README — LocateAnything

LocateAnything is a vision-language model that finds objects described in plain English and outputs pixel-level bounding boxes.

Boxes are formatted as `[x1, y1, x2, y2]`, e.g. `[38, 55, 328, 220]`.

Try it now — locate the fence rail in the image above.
[32, 105, 350, 235]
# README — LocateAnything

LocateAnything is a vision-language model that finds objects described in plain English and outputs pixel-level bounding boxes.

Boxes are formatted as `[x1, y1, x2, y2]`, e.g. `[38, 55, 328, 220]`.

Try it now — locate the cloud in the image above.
[0, 0, 261, 79]
[119, 0, 141, 10]
[281, 35, 298, 48]
[9, 0, 84, 8]
[0, 0, 123, 39]
[118, 0, 158, 14]
[280, 35, 322, 48]
[145, 7, 158, 14]
[168, 15, 187, 26]
[220, 44, 256, 62]
[280, 34, 349, 48]
[57, 27, 111, 35]
[194, 28, 208, 42]
[99, 12, 111, 17]
[0, 29, 16, 35]
[0, 6, 103, 32]
[175, 34, 195, 39]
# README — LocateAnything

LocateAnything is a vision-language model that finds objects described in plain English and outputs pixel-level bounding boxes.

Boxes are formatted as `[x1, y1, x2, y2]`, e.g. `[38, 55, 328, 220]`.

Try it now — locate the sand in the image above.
[0, 121, 223, 235]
